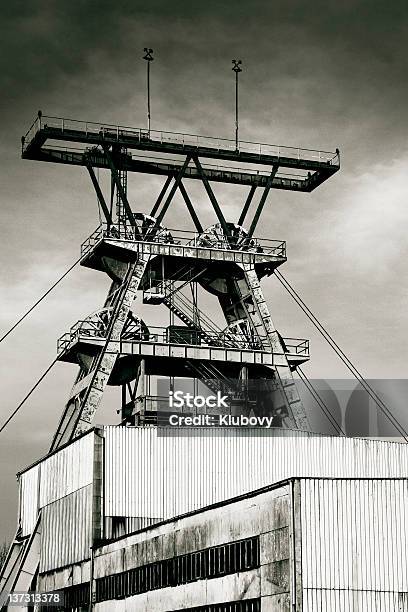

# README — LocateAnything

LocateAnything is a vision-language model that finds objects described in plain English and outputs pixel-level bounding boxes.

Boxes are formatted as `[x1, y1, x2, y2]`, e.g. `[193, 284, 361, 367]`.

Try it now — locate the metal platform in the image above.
[80, 223, 286, 275]
[57, 322, 310, 370]
[22, 114, 340, 192]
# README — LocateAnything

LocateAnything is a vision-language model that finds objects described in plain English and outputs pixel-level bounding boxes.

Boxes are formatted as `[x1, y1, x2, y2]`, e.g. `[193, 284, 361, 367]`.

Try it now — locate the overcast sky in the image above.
[0, 0, 407, 542]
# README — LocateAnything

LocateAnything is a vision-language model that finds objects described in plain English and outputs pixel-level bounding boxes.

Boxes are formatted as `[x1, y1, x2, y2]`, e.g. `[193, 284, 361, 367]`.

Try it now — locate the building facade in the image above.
[7, 428, 408, 611]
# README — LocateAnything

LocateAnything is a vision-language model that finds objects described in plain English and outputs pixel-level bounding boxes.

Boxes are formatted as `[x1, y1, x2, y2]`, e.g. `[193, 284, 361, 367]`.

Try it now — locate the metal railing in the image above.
[23, 114, 340, 166]
[57, 322, 309, 358]
[80, 223, 286, 259]
[282, 337, 310, 356]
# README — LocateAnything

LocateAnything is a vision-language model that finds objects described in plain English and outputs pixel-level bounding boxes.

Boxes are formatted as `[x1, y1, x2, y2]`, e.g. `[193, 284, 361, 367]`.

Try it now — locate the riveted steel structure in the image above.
[0, 111, 341, 607]
[20, 112, 340, 447]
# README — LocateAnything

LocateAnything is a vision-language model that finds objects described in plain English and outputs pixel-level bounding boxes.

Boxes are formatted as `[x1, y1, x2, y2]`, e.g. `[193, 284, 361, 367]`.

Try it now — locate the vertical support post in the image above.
[121, 384, 127, 416]
[138, 358, 146, 422]
[102, 145, 140, 235]
[147, 61, 151, 132]
[232, 60, 242, 151]
[139, 359, 145, 398]
[143, 48, 154, 135]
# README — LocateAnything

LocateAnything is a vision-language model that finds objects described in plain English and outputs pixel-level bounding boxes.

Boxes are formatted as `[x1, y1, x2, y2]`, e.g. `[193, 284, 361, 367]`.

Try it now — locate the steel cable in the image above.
[297, 366, 345, 436]
[0, 256, 82, 345]
[275, 269, 408, 441]
[0, 357, 58, 434]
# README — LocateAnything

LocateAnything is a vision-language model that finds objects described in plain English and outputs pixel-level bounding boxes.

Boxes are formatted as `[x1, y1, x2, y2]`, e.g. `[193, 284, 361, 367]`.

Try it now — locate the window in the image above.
[170, 599, 260, 612]
[95, 536, 259, 602]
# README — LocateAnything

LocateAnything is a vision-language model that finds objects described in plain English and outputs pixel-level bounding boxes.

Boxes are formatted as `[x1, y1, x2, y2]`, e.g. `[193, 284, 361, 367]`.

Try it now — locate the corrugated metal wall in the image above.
[18, 432, 95, 571]
[19, 464, 39, 536]
[302, 590, 408, 611]
[301, 479, 408, 607]
[39, 433, 94, 506]
[40, 485, 93, 573]
[104, 427, 408, 522]
[17, 426, 408, 577]
[19, 432, 94, 536]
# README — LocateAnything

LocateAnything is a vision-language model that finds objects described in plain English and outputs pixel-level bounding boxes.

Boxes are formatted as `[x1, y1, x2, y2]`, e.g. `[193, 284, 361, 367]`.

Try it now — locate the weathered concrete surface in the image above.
[38, 484, 293, 609]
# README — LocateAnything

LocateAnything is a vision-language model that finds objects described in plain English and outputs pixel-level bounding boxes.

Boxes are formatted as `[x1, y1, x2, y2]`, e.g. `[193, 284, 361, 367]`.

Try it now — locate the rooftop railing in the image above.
[80, 223, 286, 259]
[23, 114, 340, 166]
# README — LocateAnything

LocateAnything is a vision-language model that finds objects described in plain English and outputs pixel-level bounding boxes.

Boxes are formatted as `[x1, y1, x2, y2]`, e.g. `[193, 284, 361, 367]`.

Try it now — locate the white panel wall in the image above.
[19, 465, 39, 537]
[104, 427, 408, 521]
[301, 479, 408, 600]
[18, 431, 94, 542]
[39, 432, 94, 506]
[40, 485, 93, 573]
[303, 589, 408, 611]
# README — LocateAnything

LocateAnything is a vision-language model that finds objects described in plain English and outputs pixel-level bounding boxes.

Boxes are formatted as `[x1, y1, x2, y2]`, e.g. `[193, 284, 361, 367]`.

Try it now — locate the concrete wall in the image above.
[38, 484, 294, 611]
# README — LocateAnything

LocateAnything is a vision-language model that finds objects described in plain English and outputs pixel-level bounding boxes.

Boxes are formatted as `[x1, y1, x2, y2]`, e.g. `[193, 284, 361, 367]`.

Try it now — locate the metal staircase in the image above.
[185, 360, 247, 408]
[144, 262, 226, 345]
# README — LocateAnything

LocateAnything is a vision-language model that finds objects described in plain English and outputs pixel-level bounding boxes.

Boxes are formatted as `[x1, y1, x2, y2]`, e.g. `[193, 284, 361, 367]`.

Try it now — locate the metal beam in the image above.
[102, 145, 139, 233]
[238, 185, 256, 227]
[155, 155, 191, 225]
[178, 181, 203, 233]
[150, 175, 173, 217]
[24, 147, 331, 191]
[247, 165, 279, 239]
[192, 155, 230, 238]
[85, 158, 113, 225]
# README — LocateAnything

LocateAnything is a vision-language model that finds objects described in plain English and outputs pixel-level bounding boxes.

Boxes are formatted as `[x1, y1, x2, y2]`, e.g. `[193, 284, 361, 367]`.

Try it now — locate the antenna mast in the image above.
[232, 59, 242, 151]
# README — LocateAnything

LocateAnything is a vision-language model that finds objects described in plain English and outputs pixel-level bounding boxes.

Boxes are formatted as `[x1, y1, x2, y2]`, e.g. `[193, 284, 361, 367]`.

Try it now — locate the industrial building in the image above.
[1, 110, 407, 611]
[11, 428, 408, 610]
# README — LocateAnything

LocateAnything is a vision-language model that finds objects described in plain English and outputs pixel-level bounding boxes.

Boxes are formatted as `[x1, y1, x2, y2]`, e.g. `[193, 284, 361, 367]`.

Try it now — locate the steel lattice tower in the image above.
[0, 112, 339, 602]
[23, 112, 340, 448]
